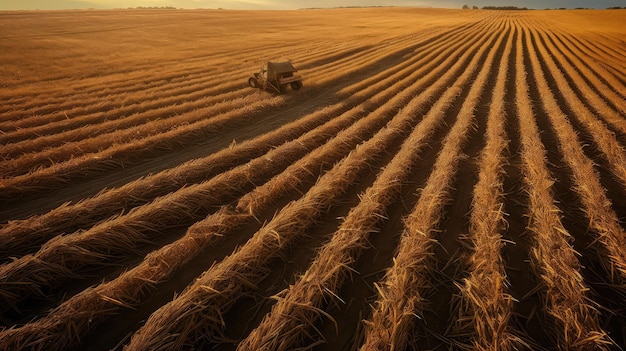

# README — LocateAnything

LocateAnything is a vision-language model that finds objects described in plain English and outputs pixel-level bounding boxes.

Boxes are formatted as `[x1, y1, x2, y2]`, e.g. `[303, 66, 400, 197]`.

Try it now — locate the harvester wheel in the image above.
[248, 77, 259, 88]
[290, 81, 303, 90]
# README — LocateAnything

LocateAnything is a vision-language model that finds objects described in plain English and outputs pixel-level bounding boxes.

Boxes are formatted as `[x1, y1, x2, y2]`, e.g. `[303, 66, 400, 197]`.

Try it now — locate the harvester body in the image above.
[248, 61, 303, 93]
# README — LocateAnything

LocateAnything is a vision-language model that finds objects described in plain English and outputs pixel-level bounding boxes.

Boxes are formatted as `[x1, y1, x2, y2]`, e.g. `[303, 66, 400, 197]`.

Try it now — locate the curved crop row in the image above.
[514, 21, 611, 349]
[360, 18, 508, 351]
[523, 21, 626, 282]
[456, 23, 519, 351]
[0, 8, 623, 351]
[0, 17, 475, 260]
[0, 19, 482, 348]
[123, 72, 433, 351]
[236, 18, 508, 351]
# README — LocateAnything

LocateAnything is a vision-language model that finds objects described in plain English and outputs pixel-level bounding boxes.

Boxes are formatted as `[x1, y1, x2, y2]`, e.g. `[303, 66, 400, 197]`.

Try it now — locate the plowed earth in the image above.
[0, 7, 625, 351]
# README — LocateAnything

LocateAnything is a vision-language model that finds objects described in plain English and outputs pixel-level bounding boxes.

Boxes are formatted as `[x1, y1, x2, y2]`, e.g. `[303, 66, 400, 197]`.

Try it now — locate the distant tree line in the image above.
[132, 6, 177, 9]
[462, 5, 528, 10]
[463, 4, 626, 10]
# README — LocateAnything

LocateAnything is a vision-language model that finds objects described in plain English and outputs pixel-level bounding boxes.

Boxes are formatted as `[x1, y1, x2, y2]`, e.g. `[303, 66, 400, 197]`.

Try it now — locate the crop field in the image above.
[1, 6, 625, 350]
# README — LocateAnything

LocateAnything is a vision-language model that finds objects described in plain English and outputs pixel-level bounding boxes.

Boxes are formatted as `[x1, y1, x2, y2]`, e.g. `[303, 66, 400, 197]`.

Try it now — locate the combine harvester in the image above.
[248, 61, 303, 93]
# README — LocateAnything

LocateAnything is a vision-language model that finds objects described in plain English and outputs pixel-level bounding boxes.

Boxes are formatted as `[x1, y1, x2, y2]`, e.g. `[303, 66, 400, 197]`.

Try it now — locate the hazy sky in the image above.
[0, 0, 624, 10]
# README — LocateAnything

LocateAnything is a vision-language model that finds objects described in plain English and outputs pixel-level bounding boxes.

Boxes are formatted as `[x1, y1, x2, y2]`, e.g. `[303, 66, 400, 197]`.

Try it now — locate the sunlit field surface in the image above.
[0, 7, 625, 350]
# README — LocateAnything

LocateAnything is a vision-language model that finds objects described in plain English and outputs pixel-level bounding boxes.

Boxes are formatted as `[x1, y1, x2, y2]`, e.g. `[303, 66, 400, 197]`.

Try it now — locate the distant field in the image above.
[0, 7, 625, 350]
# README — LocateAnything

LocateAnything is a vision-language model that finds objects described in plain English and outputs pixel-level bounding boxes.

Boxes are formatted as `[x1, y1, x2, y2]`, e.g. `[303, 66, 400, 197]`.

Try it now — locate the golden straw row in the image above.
[0, 16, 473, 260]
[0, 94, 283, 199]
[359, 18, 507, 351]
[0, 100, 350, 259]
[122, 19, 501, 349]
[529, 21, 626, 188]
[237, 23, 499, 216]
[0, 69, 249, 139]
[123, 79, 433, 351]
[550, 29, 626, 101]
[0, 88, 386, 312]
[513, 22, 611, 349]
[543, 28, 625, 115]
[0, 38, 386, 164]
[524, 22, 626, 282]
[237, 17, 508, 351]
[0, 22, 479, 347]
[0, 25, 364, 124]
[530, 18, 626, 134]
[0, 24, 379, 143]
[0, 47, 438, 348]
[2, 92, 273, 175]
[0, 22, 446, 192]
[456, 23, 521, 351]
[0, 21, 469, 310]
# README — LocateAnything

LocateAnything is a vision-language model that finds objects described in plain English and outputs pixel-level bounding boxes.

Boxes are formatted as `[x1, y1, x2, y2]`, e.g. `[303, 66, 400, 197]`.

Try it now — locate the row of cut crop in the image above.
[0, 91, 387, 312]
[514, 21, 611, 349]
[527, 21, 626, 189]
[122, 58, 452, 350]
[0, 22, 443, 187]
[0, 19, 475, 259]
[456, 23, 519, 351]
[530, 19, 626, 133]
[0, 99, 358, 259]
[235, 17, 508, 351]
[0, 19, 381, 130]
[2, 92, 270, 174]
[0, 20, 467, 308]
[0, 34, 376, 145]
[543, 28, 625, 115]
[548, 29, 626, 100]
[0, 21, 478, 347]
[360, 18, 508, 351]
[0, 94, 286, 199]
[122, 19, 502, 351]
[572, 33, 626, 82]
[0, 57, 426, 347]
[523, 21, 626, 282]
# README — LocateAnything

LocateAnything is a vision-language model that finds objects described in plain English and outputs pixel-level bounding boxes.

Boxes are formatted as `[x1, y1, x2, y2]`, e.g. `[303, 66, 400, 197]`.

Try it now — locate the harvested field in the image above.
[0, 7, 625, 351]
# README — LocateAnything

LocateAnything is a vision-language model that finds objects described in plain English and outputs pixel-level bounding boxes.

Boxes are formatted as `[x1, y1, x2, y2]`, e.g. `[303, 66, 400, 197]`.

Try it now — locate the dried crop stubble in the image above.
[124, 115, 415, 349]
[0, 16, 458, 260]
[0, 25, 464, 347]
[0, 96, 382, 312]
[0, 97, 397, 349]
[1, 93, 272, 176]
[360, 18, 508, 351]
[0, 100, 353, 259]
[0, 8, 485, 260]
[514, 21, 612, 349]
[120, 23, 493, 345]
[456, 21, 522, 351]
[0, 94, 287, 198]
[236, 19, 504, 351]
[523, 21, 626, 283]
[525, 21, 626, 189]
[0, 8, 624, 351]
[541, 26, 626, 117]
[237, 22, 494, 218]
